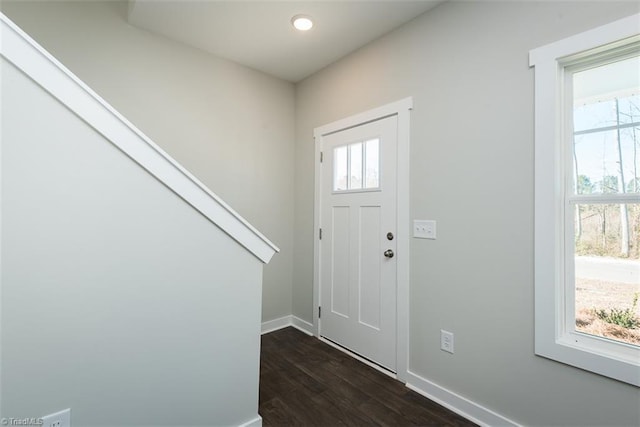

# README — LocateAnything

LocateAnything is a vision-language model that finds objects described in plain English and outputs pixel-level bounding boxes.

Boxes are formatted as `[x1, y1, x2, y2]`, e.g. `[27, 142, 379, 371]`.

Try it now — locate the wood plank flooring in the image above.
[260, 327, 477, 427]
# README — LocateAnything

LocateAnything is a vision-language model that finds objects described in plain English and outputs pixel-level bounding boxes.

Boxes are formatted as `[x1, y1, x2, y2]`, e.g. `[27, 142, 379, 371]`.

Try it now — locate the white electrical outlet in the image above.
[41, 409, 71, 427]
[440, 330, 454, 354]
[413, 220, 436, 239]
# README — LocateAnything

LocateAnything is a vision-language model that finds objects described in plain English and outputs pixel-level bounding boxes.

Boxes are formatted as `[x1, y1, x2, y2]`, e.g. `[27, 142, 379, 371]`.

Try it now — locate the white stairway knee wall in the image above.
[0, 13, 274, 426]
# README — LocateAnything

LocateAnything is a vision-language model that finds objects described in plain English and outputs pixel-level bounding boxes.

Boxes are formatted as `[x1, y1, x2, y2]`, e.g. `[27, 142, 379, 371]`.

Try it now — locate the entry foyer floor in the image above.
[259, 327, 477, 426]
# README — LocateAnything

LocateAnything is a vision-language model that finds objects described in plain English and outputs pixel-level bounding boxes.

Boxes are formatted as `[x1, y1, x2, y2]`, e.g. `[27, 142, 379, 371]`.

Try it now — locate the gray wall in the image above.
[3, 0, 640, 425]
[1, 57, 263, 426]
[0, 0, 295, 323]
[294, 2, 640, 426]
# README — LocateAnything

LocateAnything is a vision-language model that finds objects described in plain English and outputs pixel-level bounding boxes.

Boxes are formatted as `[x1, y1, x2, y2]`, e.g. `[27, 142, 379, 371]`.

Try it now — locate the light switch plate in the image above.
[414, 220, 436, 239]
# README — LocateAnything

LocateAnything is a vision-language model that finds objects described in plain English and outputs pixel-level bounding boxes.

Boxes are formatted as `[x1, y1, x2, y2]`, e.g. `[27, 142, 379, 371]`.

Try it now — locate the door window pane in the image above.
[333, 139, 380, 192]
[334, 146, 348, 191]
[365, 139, 379, 188]
[349, 142, 363, 190]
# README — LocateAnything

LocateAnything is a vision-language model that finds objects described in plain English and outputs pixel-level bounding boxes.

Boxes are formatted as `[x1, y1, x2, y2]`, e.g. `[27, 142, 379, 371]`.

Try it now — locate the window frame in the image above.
[530, 13, 640, 387]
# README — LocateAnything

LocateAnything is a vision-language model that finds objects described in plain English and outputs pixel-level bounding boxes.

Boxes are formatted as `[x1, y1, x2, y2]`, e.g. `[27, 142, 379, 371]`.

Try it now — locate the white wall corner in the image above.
[405, 371, 520, 427]
[291, 316, 314, 336]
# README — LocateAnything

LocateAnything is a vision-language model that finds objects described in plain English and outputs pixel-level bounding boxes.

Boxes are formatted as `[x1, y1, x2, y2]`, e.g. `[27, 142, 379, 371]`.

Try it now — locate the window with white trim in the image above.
[530, 14, 640, 387]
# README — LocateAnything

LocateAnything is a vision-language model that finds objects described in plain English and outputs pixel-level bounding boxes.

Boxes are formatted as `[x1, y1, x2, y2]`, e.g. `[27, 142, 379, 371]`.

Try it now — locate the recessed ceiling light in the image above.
[291, 15, 313, 31]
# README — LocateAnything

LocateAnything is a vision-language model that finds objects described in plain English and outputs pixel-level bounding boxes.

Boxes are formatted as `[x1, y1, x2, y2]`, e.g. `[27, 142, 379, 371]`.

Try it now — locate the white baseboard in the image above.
[261, 315, 313, 336]
[405, 370, 519, 427]
[261, 315, 292, 335]
[237, 415, 261, 427]
[290, 315, 313, 335]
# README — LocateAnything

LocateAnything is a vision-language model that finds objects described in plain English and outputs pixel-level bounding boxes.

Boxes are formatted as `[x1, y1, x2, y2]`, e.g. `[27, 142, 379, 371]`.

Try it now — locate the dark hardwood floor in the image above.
[259, 327, 477, 427]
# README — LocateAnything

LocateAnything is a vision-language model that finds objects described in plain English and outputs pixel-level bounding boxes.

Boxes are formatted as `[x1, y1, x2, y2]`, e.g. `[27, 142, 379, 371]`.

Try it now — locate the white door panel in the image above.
[319, 115, 397, 371]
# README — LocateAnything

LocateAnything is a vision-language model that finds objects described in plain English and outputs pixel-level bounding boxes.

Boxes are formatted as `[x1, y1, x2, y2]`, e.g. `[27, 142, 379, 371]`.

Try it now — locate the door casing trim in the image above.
[312, 97, 412, 382]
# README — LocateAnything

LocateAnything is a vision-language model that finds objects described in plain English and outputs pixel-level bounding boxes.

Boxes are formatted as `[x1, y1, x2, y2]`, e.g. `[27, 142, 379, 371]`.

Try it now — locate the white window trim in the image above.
[530, 13, 640, 387]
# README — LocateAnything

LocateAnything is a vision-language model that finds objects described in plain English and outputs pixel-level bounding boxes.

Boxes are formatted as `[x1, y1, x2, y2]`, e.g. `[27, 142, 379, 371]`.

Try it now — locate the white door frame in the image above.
[312, 97, 412, 382]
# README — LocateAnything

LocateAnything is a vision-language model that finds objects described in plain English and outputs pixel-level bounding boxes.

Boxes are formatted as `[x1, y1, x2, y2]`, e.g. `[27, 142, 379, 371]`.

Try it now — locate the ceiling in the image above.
[127, 1, 444, 83]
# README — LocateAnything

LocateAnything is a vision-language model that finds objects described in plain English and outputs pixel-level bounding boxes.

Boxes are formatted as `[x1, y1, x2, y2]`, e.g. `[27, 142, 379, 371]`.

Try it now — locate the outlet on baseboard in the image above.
[41, 408, 71, 427]
[440, 330, 454, 354]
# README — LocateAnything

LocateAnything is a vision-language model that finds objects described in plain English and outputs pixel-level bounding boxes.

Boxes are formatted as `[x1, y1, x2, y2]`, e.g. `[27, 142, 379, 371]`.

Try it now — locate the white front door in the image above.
[319, 115, 398, 372]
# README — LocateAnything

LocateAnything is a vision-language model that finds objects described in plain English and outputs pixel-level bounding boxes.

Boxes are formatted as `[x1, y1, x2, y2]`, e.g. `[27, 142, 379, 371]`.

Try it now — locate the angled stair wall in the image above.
[1, 13, 273, 426]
